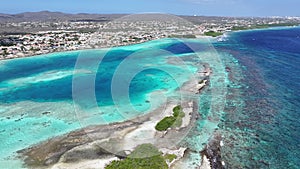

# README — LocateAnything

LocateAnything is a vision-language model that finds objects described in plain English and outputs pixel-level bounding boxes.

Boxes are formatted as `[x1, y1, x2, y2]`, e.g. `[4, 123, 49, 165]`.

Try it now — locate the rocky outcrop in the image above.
[200, 132, 225, 169]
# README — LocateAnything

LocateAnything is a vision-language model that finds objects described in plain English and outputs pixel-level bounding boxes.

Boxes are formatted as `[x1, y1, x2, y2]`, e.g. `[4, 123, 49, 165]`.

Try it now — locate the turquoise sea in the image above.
[0, 27, 300, 168]
[0, 38, 216, 168]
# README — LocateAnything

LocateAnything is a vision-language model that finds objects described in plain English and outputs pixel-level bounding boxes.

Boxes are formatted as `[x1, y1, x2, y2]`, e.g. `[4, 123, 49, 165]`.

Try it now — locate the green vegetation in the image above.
[172, 105, 185, 127]
[155, 116, 177, 131]
[132, 36, 142, 41]
[204, 31, 223, 37]
[198, 79, 205, 84]
[155, 105, 185, 131]
[168, 34, 197, 38]
[105, 144, 168, 169]
[164, 154, 177, 162]
[173, 117, 183, 128]
[173, 105, 185, 118]
[129, 144, 161, 158]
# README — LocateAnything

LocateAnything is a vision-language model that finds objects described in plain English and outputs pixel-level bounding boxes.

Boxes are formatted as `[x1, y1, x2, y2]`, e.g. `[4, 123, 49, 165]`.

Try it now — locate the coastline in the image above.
[221, 25, 300, 39]
[0, 37, 216, 169]
[2, 25, 298, 62]
[5, 27, 297, 169]
[2, 35, 231, 169]
[17, 64, 211, 169]
[1, 25, 299, 169]
[0, 37, 202, 61]
[0, 40, 154, 61]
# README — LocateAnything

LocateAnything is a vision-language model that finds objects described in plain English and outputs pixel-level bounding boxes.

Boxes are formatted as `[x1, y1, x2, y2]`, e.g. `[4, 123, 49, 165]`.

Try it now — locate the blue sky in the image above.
[1, 0, 300, 17]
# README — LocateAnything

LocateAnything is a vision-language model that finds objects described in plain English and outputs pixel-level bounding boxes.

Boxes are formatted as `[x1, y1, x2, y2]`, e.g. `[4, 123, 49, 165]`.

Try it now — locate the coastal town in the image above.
[1, 0, 300, 167]
[1, 12, 300, 59]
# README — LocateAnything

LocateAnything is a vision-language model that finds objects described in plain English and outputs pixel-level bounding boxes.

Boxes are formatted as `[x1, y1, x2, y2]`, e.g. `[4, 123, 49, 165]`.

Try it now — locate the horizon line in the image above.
[1, 10, 299, 18]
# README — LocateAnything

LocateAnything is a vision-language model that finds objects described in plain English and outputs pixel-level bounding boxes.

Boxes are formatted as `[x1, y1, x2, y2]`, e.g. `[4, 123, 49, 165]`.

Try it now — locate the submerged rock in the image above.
[200, 132, 224, 169]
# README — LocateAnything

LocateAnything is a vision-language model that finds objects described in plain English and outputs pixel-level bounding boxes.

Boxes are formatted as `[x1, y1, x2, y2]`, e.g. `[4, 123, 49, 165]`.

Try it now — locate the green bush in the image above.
[172, 105, 181, 117]
[155, 116, 176, 131]
[173, 105, 185, 118]
[164, 154, 177, 162]
[105, 144, 168, 169]
[204, 31, 223, 37]
[129, 144, 160, 158]
[155, 105, 186, 131]
[168, 34, 196, 38]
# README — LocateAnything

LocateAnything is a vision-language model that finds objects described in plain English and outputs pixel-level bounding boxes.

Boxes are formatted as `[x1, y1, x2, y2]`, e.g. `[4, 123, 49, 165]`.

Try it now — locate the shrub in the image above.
[164, 154, 177, 162]
[172, 105, 181, 117]
[105, 144, 168, 169]
[173, 105, 185, 118]
[155, 116, 176, 131]
[129, 144, 161, 158]
[155, 105, 185, 131]
[204, 31, 223, 37]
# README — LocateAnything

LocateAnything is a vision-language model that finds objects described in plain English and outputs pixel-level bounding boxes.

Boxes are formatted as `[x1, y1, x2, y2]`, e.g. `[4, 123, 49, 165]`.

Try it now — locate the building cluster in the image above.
[1, 16, 300, 59]
[0, 20, 200, 59]
[196, 16, 300, 33]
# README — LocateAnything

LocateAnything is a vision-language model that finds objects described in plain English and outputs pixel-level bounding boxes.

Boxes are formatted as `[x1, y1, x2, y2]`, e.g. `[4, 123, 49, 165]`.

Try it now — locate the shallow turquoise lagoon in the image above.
[3, 27, 298, 169]
[0, 38, 219, 167]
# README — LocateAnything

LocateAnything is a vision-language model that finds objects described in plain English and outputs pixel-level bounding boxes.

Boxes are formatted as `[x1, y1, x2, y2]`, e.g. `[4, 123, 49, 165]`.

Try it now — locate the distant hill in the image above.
[0, 11, 276, 24]
[0, 11, 126, 23]
[0, 11, 252, 24]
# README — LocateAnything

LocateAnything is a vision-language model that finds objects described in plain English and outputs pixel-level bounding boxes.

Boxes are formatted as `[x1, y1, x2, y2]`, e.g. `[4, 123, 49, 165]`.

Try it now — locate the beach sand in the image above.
[18, 65, 211, 169]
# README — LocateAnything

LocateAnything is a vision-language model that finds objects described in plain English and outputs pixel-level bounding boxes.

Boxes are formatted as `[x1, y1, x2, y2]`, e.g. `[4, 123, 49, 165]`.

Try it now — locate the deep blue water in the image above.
[0, 38, 207, 167]
[0, 40, 199, 105]
[215, 27, 300, 168]
[1, 27, 300, 168]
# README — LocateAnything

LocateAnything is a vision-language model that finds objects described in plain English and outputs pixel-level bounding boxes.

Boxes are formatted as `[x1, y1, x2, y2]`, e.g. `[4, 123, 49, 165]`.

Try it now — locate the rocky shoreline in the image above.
[200, 132, 225, 169]
[17, 64, 212, 169]
[18, 100, 200, 169]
